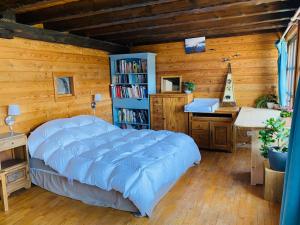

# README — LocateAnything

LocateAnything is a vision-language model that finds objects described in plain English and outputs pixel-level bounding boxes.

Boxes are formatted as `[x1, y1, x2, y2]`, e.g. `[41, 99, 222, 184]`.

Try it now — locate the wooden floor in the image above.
[0, 150, 280, 225]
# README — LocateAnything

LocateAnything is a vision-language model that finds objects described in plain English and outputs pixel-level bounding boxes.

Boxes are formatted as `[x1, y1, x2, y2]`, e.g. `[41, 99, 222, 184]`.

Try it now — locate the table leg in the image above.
[0, 173, 8, 211]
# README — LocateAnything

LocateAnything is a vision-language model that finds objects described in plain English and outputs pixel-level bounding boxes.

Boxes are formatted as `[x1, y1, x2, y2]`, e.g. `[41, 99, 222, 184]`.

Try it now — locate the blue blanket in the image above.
[28, 115, 201, 216]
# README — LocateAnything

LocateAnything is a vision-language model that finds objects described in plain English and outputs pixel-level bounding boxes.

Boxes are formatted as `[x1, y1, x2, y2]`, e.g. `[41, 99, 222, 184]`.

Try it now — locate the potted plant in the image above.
[259, 118, 290, 172]
[255, 94, 278, 109]
[183, 82, 196, 94]
[280, 109, 293, 118]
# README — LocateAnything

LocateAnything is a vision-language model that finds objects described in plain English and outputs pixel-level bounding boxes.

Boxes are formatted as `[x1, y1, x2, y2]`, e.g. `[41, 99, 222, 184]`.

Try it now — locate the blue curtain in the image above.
[276, 39, 288, 107]
[280, 78, 300, 225]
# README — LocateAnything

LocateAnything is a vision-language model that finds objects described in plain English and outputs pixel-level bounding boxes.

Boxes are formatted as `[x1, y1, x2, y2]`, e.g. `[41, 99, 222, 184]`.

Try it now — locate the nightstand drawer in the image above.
[0, 136, 26, 151]
[5, 165, 30, 194]
[6, 167, 26, 184]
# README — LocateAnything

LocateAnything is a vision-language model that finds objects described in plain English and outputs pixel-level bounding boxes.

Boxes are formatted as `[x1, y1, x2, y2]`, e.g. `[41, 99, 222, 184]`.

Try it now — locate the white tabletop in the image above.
[234, 107, 281, 128]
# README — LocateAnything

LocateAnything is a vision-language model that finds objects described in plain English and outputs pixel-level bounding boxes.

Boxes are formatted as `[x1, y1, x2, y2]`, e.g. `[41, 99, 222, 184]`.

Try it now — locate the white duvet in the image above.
[28, 115, 201, 216]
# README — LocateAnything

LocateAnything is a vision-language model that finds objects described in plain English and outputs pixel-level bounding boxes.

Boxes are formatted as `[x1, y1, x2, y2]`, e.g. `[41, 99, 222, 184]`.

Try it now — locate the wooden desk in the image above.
[233, 107, 284, 185]
[189, 107, 239, 152]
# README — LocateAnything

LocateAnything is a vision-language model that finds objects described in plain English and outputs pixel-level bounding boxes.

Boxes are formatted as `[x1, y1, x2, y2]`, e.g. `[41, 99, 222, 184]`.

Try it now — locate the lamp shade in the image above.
[8, 104, 21, 116]
[94, 93, 102, 102]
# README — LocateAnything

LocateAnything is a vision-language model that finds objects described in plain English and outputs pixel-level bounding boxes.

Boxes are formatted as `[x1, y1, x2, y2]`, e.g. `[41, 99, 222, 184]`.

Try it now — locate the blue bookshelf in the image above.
[110, 53, 156, 129]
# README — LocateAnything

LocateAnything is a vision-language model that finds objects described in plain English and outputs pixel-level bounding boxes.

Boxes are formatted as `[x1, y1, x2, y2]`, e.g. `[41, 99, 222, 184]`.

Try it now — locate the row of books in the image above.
[112, 85, 147, 99]
[112, 74, 147, 84]
[117, 109, 148, 125]
[116, 59, 147, 74]
[119, 124, 149, 130]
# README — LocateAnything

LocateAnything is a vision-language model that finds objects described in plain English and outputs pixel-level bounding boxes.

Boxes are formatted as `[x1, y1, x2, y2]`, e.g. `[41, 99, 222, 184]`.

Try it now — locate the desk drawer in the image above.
[151, 97, 162, 105]
[0, 136, 26, 151]
[192, 121, 209, 131]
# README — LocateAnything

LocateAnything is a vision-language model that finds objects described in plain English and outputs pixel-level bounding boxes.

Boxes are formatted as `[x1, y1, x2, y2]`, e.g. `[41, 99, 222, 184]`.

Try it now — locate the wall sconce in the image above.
[5, 104, 21, 135]
[91, 93, 102, 115]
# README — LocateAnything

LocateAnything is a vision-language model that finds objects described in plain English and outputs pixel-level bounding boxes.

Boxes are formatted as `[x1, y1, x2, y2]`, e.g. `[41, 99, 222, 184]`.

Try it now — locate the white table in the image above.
[233, 107, 281, 185]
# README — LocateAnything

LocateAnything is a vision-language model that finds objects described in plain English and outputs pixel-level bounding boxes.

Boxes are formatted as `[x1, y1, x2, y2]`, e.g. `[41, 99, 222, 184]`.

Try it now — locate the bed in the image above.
[28, 115, 201, 217]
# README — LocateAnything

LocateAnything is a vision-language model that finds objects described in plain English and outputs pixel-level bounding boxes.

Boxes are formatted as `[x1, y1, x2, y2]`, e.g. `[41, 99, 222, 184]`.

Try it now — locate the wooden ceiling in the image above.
[1, 0, 299, 46]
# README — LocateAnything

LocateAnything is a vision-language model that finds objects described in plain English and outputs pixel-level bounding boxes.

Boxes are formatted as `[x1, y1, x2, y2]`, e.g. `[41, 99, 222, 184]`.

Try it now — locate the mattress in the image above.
[30, 158, 138, 213]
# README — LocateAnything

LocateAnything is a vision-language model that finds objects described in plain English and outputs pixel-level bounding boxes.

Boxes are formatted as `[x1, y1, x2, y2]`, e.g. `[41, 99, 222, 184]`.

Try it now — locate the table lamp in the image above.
[91, 94, 102, 115]
[5, 104, 21, 135]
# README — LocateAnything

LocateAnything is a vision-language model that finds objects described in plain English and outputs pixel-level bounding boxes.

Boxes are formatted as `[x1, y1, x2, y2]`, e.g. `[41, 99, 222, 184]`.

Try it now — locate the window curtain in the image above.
[276, 39, 288, 107]
[280, 80, 300, 225]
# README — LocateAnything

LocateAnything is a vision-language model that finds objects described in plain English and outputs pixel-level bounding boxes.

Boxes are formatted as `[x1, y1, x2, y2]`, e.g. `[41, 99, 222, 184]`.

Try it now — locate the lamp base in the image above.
[5, 116, 15, 135]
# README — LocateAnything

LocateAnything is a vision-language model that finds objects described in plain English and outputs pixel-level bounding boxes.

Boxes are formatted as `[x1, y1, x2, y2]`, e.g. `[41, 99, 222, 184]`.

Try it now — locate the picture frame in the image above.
[161, 75, 182, 93]
[185, 37, 206, 54]
[53, 72, 76, 101]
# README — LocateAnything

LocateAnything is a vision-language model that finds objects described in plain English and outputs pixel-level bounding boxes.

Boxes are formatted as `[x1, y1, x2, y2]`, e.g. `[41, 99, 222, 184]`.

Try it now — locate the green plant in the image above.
[183, 82, 196, 92]
[255, 94, 278, 108]
[280, 110, 293, 118]
[258, 118, 290, 158]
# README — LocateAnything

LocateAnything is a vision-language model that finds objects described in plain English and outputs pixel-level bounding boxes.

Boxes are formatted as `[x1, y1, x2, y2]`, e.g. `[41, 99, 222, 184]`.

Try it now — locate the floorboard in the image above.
[0, 150, 280, 225]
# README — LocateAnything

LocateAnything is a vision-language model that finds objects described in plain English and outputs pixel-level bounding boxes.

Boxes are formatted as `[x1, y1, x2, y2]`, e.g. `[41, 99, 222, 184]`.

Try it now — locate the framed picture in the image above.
[161, 75, 182, 93]
[185, 37, 205, 54]
[53, 72, 76, 100]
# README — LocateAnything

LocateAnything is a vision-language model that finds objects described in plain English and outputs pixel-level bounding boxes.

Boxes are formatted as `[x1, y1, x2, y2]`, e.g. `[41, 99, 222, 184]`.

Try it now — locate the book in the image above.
[112, 74, 147, 84]
[116, 108, 148, 125]
[112, 85, 147, 99]
[116, 59, 147, 74]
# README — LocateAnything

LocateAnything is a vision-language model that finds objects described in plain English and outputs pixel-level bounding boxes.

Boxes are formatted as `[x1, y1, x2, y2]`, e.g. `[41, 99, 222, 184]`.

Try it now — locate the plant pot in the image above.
[273, 104, 280, 110]
[268, 147, 288, 172]
[267, 102, 275, 109]
[184, 90, 192, 94]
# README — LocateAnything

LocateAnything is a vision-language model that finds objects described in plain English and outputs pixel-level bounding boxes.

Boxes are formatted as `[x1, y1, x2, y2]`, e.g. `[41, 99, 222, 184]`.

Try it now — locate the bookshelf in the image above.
[110, 53, 156, 129]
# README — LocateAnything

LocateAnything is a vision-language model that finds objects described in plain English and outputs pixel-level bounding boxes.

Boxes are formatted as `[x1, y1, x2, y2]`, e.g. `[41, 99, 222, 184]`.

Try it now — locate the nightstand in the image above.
[0, 133, 31, 211]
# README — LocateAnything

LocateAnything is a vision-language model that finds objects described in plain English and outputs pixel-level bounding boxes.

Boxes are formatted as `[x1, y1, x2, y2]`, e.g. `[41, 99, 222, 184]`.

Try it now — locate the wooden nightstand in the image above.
[0, 133, 31, 211]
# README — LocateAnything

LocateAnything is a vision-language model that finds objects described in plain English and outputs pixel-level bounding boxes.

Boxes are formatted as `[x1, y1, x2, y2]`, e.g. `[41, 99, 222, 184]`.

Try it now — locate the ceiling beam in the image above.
[16, 0, 179, 24]
[15, 0, 80, 14]
[0, 20, 129, 53]
[40, 0, 290, 32]
[98, 20, 288, 45]
[79, 6, 295, 37]
[0, 0, 43, 12]
[1, 9, 16, 21]
[131, 28, 285, 46]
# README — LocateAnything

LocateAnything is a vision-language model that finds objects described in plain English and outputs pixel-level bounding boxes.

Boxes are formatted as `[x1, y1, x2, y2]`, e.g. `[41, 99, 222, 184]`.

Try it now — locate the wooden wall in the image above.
[0, 37, 112, 134]
[131, 33, 279, 107]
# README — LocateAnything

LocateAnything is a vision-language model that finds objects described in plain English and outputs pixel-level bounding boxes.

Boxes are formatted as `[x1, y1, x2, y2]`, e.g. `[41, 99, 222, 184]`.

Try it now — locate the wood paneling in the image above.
[0, 37, 112, 134]
[132, 33, 279, 107]
[0, 150, 280, 224]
